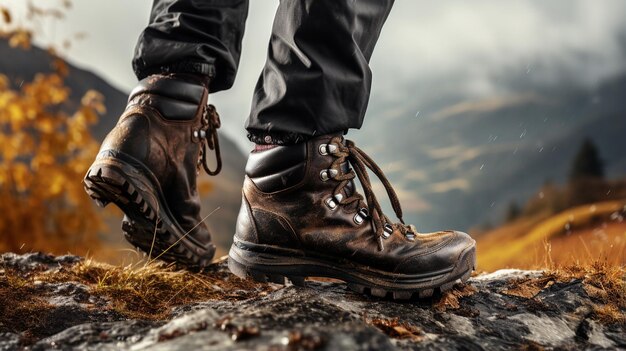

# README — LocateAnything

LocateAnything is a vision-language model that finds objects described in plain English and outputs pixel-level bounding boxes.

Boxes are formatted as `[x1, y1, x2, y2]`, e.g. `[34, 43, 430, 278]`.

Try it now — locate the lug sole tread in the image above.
[84, 161, 214, 269]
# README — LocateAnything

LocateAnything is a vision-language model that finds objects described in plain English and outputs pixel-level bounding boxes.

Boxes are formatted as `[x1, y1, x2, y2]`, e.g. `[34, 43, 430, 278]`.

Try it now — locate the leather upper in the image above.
[98, 75, 214, 248]
[235, 134, 475, 275]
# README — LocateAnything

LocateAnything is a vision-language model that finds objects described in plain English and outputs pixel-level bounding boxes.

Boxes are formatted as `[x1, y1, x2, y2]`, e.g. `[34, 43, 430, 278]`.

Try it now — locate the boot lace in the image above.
[196, 104, 222, 176]
[326, 136, 417, 251]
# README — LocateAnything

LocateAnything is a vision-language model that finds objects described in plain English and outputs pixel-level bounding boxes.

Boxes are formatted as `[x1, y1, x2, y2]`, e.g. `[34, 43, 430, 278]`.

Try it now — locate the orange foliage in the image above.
[0, 2, 105, 254]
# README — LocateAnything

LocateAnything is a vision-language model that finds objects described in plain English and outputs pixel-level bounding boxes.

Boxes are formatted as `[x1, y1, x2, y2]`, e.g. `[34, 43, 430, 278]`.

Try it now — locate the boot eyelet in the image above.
[353, 213, 364, 225]
[324, 197, 337, 210]
[319, 144, 329, 155]
[319, 169, 338, 182]
[193, 130, 207, 139]
[382, 223, 393, 239]
[327, 143, 338, 154]
[384, 223, 393, 235]
[405, 232, 416, 242]
[320, 170, 329, 181]
[358, 208, 369, 218]
[333, 193, 343, 203]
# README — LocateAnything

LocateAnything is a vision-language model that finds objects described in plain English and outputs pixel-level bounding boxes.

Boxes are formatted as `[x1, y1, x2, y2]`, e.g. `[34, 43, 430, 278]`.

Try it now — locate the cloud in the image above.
[431, 93, 555, 120]
[371, 0, 626, 98]
[426, 144, 517, 171]
[426, 178, 471, 194]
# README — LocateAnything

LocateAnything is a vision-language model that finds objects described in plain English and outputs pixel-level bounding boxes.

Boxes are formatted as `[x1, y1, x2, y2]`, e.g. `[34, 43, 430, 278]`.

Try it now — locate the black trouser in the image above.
[133, 0, 394, 144]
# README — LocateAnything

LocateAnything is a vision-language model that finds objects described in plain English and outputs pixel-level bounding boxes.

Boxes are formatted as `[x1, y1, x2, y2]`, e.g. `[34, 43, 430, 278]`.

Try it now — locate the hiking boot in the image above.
[84, 74, 222, 268]
[228, 134, 476, 299]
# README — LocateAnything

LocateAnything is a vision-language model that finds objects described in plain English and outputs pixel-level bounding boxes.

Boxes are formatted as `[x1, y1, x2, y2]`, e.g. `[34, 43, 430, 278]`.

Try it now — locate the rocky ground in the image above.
[0, 252, 624, 350]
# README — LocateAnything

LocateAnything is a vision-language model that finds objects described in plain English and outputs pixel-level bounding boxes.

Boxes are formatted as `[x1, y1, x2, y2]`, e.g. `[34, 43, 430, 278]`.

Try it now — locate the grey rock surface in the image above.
[1, 253, 624, 350]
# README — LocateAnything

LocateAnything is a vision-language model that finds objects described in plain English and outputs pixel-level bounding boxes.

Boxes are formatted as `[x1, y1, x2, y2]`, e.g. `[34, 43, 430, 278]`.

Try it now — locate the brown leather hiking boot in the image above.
[84, 74, 222, 268]
[228, 134, 476, 299]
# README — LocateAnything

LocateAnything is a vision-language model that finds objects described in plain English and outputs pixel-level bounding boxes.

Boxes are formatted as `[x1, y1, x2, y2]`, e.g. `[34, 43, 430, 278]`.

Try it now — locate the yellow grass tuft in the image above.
[25, 256, 271, 320]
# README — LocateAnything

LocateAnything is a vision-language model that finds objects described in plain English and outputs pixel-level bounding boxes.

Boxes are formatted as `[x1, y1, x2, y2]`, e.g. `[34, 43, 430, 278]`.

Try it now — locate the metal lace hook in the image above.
[199, 104, 222, 176]
[202, 131, 222, 176]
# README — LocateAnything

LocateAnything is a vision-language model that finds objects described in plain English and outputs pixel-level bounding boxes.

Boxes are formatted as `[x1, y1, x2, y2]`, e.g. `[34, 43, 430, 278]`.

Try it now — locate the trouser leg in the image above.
[246, 0, 394, 145]
[132, 0, 249, 92]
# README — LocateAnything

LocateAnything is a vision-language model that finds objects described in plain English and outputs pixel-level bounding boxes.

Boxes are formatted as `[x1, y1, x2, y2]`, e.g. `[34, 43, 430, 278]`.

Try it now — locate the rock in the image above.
[1, 253, 624, 350]
[0, 252, 81, 272]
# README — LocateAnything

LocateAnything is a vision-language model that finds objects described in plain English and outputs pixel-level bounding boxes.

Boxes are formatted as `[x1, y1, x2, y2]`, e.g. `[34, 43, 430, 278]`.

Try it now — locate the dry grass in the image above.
[477, 200, 626, 271]
[46, 256, 272, 320]
[552, 260, 626, 324]
[1, 256, 272, 322]
[500, 259, 626, 325]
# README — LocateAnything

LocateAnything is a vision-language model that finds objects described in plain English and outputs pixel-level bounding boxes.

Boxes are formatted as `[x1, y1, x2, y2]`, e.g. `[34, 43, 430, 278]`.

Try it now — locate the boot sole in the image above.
[83, 152, 215, 268]
[227, 238, 476, 300]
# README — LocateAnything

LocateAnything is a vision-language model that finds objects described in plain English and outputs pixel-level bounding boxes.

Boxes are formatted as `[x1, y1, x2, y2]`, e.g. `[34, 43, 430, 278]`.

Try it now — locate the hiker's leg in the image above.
[231, 0, 476, 299]
[85, 0, 249, 268]
[132, 0, 249, 92]
[245, 0, 394, 145]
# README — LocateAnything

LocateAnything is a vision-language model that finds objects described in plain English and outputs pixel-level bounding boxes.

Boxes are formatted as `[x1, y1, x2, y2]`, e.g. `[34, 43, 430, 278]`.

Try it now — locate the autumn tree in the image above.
[0, 2, 105, 254]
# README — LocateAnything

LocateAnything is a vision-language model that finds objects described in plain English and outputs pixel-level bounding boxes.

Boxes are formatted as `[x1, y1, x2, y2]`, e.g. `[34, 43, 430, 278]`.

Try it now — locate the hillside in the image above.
[475, 173, 626, 270]
[477, 200, 626, 271]
[0, 39, 247, 257]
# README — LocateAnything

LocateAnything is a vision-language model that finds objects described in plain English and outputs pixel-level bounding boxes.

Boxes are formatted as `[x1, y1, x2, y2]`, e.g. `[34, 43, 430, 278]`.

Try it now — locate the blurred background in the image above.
[1, 0, 624, 270]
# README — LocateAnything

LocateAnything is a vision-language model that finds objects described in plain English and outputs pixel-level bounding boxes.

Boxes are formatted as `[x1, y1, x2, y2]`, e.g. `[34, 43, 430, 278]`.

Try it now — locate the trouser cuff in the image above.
[135, 61, 215, 81]
[247, 131, 311, 145]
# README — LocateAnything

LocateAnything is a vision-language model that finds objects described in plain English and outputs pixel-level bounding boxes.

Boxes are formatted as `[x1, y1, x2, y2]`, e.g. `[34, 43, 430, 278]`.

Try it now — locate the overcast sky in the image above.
[8, 0, 626, 150]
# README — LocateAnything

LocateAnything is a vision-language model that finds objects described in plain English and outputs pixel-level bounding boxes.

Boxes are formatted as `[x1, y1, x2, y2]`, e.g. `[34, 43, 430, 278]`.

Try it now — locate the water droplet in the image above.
[519, 129, 527, 139]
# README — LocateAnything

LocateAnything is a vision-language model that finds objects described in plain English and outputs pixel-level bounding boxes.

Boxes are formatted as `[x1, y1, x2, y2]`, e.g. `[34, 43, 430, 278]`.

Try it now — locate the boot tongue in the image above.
[338, 136, 356, 197]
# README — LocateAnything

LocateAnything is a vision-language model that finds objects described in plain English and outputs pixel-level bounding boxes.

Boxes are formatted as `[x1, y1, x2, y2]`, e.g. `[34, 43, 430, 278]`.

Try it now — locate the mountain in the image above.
[0, 39, 246, 253]
[353, 72, 626, 233]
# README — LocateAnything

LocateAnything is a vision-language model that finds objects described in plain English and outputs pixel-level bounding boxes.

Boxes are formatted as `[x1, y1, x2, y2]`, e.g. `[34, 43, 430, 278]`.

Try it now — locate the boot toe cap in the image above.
[397, 230, 476, 276]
